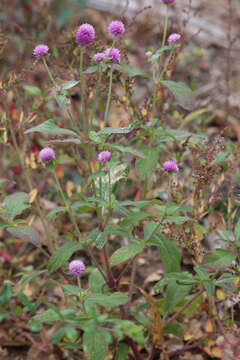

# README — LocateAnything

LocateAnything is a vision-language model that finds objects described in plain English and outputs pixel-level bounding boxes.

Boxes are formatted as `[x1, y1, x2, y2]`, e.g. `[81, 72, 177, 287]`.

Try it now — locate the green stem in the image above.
[77, 277, 87, 313]
[53, 166, 82, 240]
[104, 64, 113, 126]
[42, 57, 80, 134]
[80, 47, 87, 137]
[90, 63, 103, 130]
[165, 287, 204, 327]
[108, 169, 112, 208]
[42, 57, 57, 88]
[152, 4, 169, 120]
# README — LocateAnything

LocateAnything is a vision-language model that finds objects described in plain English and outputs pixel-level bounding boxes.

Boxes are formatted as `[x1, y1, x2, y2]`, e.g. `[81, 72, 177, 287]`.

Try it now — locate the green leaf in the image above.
[50, 327, 66, 344]
[61, 285, 80, 296]
[161, 80, 196, 111]
[7, 226, 41, 245]
[158, 236, 181, 273]
[111, 244, 144, 266]
[116, 343, 130, 360]
[205, 249, 236, 268]
[82, 65, 100, 74]
[47, 206, 66, 219]
[61, 80, 79, 90]
[4, 192, 30, 220]
[118, 63, 150, 78]
[48, 242, 82, 274]
[95, 232, 107, 250]
[86, 293, 128, 308]
[149, 45, 172, 63]
[182, 108, 209, 127]
[24, 119, 79, 137]
[98, 124, 133, 135]
[18, 292, 36, 315]
[203, 280, 215, 296]
[34, 309, 75, 323]
[164, 322, 184, 339]
[0, 283, 12, 307]
[83, 328, 108, 360]
[89, 269, 106, 293]
[136, 147, 159, 179]
[23, 85, 42, 96]
[164, 281, 192, 314]
[121, 211, 151, 227]
[55, 93, 70, 107]
[105, 143, 146, 159]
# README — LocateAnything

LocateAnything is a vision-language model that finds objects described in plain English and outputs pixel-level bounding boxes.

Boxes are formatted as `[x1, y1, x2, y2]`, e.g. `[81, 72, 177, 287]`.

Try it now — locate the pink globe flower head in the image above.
[108, 20, 125, 38]
[104, 47, 121, 62]
[163, 160, 179, 172]
[93, 52, 106, 62]
[76, 23, 95, 45]
[69, 260, 85, 276]
[98, 150, 111, 163]
[168, 33, 181, 44]
[229, 235, 235, 242]
[162, 0, 176, 4]
[145, 51, 152, 57]
[33, 44, 49, 59]
[162, 193, 168, 201]
[39, 147, 55, 163]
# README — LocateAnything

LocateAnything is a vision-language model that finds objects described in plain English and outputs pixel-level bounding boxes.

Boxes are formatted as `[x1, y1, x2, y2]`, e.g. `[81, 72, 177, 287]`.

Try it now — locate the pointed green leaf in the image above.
[205, 249, 236, 268]
[119, 63, 150, 78]
[83, 328, 108, 360]
[111, 244, 144, 266]
[24, 119, 79, 137]
[48, 242, 82, 274]
[161, 80, 196, 111]
[136, 147, 159, 179]
[4, 192, 29, 220]
[157, 236, 181, 273]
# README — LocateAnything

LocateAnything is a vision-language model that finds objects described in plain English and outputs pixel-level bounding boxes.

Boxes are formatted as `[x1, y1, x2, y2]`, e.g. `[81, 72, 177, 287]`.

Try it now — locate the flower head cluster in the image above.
[33, 44, 49, 59]
[162, 0, 176, 4]
[104, 47, 121, 62]
[93, 52, 106, 62]
[163, 160, 179, 172]
[168, 33, 181, 44]
[69, 260, 85, 276]
[145, 51, 153, 57]
[108, 20, 125, 38]
[39, 147, 55, 163]
[98, 150, 111, 163]
[76, 23, 95, 45]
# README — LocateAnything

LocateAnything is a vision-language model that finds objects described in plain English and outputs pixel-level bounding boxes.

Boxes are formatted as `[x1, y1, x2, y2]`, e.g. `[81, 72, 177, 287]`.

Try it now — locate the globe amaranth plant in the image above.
[1, 1, 240, 359]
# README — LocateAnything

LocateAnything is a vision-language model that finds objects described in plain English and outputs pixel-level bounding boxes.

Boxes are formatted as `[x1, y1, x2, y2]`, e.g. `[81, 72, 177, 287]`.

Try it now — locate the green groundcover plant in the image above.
[1, 0, 240, 359]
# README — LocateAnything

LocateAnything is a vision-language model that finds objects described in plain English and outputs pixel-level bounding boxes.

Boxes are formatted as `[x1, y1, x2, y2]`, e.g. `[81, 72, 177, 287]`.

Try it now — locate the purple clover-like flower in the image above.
[33, 44, 49, 59]
[93, 52, 106, 62]
[145, 51, 153, 57]
[76, 23, 95, 45]
[162, 0, 176, 4]
[39, 147, 55, 163]
[229, 235, 236, 242]
[69, 260, 85, 276]
[104, 47, 121, 62]
[163, 160, 179, 172]
[162, 193, 168, 201]
[108, 20, 125, 38]
[168, 33, 181, 44]
[98, 150, 111, 163]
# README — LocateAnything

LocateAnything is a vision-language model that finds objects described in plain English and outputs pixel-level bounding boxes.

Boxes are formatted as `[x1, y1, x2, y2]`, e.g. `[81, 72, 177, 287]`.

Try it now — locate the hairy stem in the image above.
[104, 64, 113, 126]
